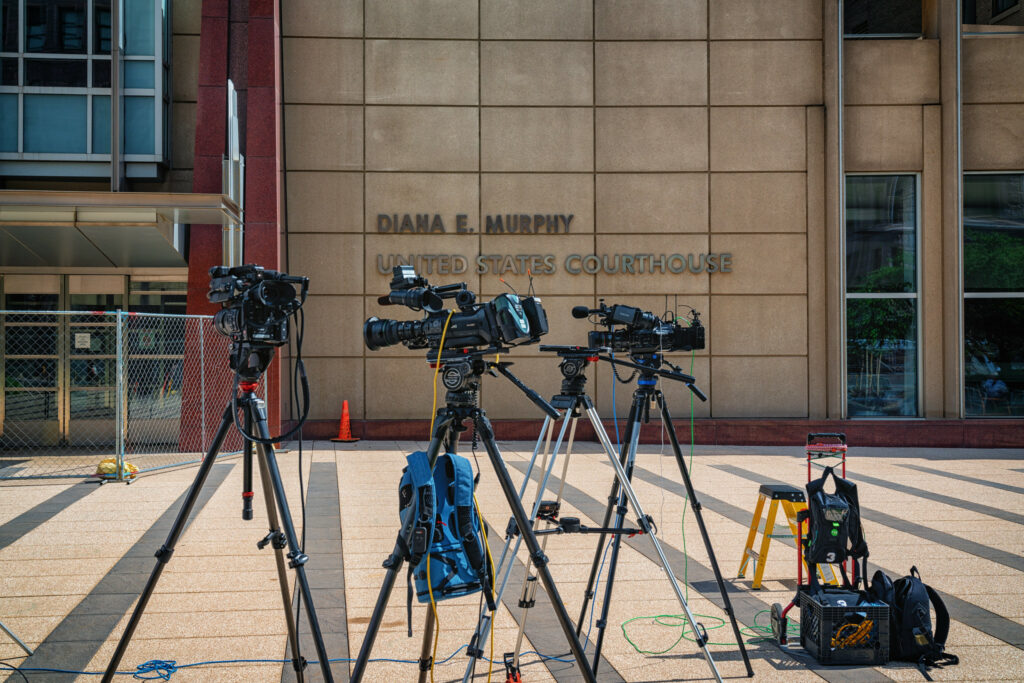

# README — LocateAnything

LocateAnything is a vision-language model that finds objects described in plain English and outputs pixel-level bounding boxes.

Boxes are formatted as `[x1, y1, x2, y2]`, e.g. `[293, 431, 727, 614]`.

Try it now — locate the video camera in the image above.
[573, 300, 705, 355]
[363, 266, 549, 352]
[208, 264, 308, 346]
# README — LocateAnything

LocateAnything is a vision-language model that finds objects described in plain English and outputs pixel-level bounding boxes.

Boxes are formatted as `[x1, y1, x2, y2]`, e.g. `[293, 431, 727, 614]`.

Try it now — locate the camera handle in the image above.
[597, 354, 708, 402]
[489, 361, 560, 418]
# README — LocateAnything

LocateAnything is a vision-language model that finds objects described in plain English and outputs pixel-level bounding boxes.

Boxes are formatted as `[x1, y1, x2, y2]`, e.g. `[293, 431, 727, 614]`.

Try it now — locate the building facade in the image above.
[1, 0, 1022, 447]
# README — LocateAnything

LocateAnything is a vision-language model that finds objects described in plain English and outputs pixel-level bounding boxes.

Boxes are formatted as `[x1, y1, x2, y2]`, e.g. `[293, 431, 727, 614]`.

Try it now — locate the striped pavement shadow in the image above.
[15, 463, 234, 681]
[282, 461, 349, 683]
[509, 460, 893, 683]
[894, 463, 1024, 497]
[0, 480, 100, 553]
[713, 463, 1024, 649]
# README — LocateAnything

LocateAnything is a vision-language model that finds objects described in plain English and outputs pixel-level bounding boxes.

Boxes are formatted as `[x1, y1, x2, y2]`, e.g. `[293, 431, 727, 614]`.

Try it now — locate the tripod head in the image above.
[539, 345, 601, 397]
[427, 348, 560, 418]
[599, 352, 708, 402]
[230, 341, 277, 382]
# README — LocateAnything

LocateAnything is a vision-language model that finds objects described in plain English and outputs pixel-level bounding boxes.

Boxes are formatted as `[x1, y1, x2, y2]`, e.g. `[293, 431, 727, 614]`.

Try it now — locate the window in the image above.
[846, 175, 920, 417]
[963, 174, 1024, 417]
[845, 0, 922, 36]
[0, 0, 166, 173]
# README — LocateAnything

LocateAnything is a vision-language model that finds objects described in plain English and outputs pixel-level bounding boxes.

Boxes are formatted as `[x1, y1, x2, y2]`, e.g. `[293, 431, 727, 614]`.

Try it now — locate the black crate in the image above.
[799, 589, 890, 665]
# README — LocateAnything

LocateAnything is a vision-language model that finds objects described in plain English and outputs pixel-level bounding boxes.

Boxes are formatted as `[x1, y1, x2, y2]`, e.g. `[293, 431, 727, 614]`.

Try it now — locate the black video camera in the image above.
[574, 300, 705, 355]
[364, 265, 549, 352]
[208, 264, 308, 346]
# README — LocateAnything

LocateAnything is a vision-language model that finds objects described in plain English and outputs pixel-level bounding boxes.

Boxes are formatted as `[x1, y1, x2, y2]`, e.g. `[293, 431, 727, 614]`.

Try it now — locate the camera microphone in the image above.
[571, 306, 592, 319]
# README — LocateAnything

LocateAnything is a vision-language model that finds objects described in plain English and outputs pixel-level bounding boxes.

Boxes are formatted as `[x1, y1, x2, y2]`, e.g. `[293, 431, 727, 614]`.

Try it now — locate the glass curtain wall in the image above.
[846, 175, 920, 417]
[963, 174, 1024, 416]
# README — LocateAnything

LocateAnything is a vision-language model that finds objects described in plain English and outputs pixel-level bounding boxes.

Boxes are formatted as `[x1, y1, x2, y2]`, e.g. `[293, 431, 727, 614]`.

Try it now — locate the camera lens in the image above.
[256, 280, 296, 308]
[364, 316, 425, 350]
[214, 308, 244, 337]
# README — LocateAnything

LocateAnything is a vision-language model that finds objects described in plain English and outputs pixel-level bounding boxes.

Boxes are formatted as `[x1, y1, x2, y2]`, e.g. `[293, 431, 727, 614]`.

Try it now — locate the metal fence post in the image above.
[115, 310, 126, 481]
[200, 320, 207, 452]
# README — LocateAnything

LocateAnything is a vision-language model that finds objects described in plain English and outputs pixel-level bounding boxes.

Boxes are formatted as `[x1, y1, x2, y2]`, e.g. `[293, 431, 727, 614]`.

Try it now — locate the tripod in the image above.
[1, 620, 32, 656]
[102, 343, 333, 683]
[573, 352, 755, 678]
[351, 351, 597, 683]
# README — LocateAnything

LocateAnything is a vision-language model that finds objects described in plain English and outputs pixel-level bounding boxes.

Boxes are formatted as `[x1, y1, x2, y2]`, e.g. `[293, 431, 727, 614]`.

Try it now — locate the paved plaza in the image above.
[1, 440, 1023, 681]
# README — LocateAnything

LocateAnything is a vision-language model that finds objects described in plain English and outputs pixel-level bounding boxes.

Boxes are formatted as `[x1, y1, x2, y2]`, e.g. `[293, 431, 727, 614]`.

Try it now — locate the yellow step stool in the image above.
[737, 483, 839, 590]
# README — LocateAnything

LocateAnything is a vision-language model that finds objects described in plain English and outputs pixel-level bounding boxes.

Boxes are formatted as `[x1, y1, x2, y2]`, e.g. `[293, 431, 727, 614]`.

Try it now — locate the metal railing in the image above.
[0, 310, 260, 480]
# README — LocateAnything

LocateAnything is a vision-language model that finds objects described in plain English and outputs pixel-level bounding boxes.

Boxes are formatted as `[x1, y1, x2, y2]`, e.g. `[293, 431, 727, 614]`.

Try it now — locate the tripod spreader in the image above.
[533, 516, 653, 537]
[489, 361, 560, 418]
[596, 354, 708, 402]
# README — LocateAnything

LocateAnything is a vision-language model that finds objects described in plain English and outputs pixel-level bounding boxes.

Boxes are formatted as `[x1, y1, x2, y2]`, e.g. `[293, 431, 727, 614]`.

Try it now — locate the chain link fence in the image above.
[1, 311, 261, 480]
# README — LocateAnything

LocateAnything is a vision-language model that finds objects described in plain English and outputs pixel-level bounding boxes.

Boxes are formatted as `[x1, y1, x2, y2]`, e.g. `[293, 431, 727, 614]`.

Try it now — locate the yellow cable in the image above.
[428, 311, 456, 439]
[426, 552, 439, 683]
[475, 494, 497, 683]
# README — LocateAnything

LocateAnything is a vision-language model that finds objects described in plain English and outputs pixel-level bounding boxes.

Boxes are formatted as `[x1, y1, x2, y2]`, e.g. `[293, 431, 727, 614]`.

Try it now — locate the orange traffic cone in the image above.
[331, 400, 359, 443]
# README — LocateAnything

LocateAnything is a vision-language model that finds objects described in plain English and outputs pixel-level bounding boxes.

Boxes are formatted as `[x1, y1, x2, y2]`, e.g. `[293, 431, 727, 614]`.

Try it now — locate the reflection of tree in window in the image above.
[25, 0, 87, 53]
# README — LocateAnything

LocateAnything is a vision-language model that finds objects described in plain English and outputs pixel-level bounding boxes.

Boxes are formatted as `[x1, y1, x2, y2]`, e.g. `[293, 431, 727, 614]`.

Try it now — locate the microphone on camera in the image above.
[571, 306, 592, 319]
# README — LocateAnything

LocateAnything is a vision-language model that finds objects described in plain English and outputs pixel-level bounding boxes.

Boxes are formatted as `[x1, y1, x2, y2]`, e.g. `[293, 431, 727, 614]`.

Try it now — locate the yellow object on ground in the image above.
[95, 457, 139, 479]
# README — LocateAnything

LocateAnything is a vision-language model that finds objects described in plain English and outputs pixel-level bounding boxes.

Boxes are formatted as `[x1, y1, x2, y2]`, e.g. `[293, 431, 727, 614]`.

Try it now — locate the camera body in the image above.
[576, 301, 705, 355]
[364, 266, 549, 352]
[208, 264, 308, 346]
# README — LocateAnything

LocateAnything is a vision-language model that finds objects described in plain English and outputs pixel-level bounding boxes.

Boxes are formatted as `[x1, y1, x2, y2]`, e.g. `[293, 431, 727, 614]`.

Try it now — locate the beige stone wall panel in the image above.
[595, 0, 706, 40]
[712, 356, 808, 417]
[171, 103, 195, 170]
[304, 358, 366, 420]
[283, 0, 362, 38]
[366, 40, 478, 105]
[595, 42, 707, 106]
[288, 234, 364, 295]
[709, 234, 807, 294]
[597, 173, 708, 233]
[963, 104, 1024, 170]
[710, 173, 807, 233]
[285, 105, 363, 171]
[709, 0, 821, 39]
[365, 358, 438, 418]
[301, 295, 365, 357]
[596, 108, 708, 172]
[593, 234, 710, 295]
[479, 235, 595, 297]
[482, 42, 592, 106]
[843, 105, 923, 172]
[512, 294, 596, 349]
[173, 0, 200, 35]
[921, 105, 944, 416]
[366, 0, 478, 39]
[287, 172, 363, 233]
[482, 108, 593, 172]
[963, 36, 1024, 104]
[843, 40, 939, 105]
[367, 106, 478, 171]
[482, 174, 594, 232]
[712, 295, 808, 355]
[172, 35, 198, 102]
[710, 41, 822, 106]
[709, 107, 806, 171]
[367, 173, 479, 233]
[284, 39, 362, 104]
[481, 0, 592, 39]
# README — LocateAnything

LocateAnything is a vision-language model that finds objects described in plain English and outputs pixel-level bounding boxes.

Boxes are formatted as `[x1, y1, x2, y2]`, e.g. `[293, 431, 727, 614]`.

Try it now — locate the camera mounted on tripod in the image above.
[364, 266, 549, 354]
[573, 300, 704, 356]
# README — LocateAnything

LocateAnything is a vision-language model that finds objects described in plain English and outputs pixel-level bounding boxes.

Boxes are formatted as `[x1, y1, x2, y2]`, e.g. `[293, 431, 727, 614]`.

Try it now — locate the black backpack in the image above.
[870, 567, 959, 679]
[804, 466, 869, 589]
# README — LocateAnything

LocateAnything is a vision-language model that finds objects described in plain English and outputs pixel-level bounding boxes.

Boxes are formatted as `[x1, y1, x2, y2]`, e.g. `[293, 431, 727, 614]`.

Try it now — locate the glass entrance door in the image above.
[2, 275, 62, 448]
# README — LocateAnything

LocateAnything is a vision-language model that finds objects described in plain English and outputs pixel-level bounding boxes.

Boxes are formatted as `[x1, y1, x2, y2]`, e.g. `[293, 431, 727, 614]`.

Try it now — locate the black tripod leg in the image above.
[255, 439, 306, 682]
[590, 407, 642, 674]
[658, 392, 755, 677]
[576, 397, 639, 635]
[351, 414, 454, 682]
[474, 412, 597, 683]
[101, 403, 236, 683]
[248, 401, 334, 683]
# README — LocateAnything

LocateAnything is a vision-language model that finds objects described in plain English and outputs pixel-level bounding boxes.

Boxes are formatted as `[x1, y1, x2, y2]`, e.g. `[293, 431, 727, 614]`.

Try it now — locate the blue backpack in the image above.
[398, 451, 495, 635]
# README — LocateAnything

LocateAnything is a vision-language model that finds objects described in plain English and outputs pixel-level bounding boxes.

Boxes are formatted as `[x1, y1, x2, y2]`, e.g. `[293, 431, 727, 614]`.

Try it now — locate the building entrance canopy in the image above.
[0, 191, 241, 268]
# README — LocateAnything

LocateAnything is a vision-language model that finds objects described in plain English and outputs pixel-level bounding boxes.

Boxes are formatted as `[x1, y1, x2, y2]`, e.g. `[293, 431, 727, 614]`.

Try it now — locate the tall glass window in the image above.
[846, 175, 920, 417]
[963, 174, 1024, 417]
[0, 0, 165, 171]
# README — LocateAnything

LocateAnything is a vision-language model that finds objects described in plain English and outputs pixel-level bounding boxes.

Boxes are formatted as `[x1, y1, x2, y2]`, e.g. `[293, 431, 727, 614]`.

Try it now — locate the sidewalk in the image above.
[1, 440, 1022, 681]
